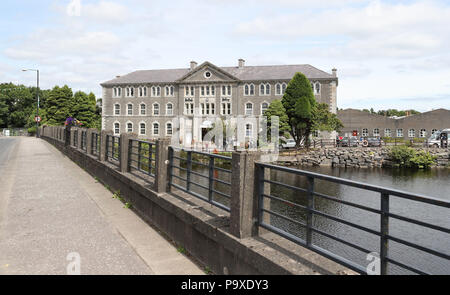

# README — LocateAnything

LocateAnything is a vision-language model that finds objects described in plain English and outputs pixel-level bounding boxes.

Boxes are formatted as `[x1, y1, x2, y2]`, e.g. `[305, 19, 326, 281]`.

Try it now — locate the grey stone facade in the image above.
[101, 60, 338, 145]
[337, 108, 450, 140]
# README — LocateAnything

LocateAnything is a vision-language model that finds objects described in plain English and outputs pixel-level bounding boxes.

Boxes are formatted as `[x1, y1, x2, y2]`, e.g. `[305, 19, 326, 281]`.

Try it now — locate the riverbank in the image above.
[276, 147, 450, 168]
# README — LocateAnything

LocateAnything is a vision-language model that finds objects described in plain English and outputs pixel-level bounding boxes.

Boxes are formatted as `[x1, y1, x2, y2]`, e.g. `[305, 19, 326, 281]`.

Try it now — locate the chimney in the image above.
[332, 68, 337, 77]
[190, 61, 198, 70]
[116, 75, 121, 78]
[238, 59, 245, 69]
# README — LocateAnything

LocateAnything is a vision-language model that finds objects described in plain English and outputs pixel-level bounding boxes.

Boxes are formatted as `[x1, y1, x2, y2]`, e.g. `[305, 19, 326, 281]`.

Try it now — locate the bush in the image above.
[388, 146, 436, 168]
[27, 126, 37, 136]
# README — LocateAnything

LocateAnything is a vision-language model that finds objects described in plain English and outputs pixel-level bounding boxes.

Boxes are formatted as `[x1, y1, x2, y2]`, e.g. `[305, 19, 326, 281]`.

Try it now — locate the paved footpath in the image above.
[0, 137, 203, 275]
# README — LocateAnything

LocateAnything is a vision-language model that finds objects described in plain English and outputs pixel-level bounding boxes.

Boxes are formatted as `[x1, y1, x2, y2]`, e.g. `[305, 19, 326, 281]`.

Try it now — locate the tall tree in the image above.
[46, 85, 73, 126]
[282, 72, 316, 147]
[71, 91, 98, 128]
[262, 99, 290, 142]
[312, 103, 344, 134]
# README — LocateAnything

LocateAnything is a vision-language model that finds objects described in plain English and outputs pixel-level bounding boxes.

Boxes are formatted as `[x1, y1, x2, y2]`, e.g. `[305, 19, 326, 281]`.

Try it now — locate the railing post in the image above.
[306, 176, 315, 246]
[100, 130, 112, 162]
[119, 133, 136, 173]
[77, 128, 83, 150]
[186, 151, 192, 191]
[86, 129, 94, 155]
[208, 157, 215, 202]
[167, 146, 174, 192]
[380, 193, 390, 275]
[155, 139, 170, 193]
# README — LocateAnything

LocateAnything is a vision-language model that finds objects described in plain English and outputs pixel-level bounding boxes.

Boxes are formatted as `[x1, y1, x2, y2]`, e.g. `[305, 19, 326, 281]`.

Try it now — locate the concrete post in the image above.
[70, 128, 76, 147]
[99, 130, 113, 162]
[86, 129, 94, 155]
[154, 139, 171, 193]
[119, 133, 138, 173]
[77, 128, 83, 150]
[230, 151, 270, 238]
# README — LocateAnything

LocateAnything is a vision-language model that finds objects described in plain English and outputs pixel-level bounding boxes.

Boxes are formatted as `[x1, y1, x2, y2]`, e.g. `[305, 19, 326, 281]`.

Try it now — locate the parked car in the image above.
[338, 137, 359, 147]
[366, 137, 383, 147]
[427, 129, 450, 148]
[280, 138, 296, 149]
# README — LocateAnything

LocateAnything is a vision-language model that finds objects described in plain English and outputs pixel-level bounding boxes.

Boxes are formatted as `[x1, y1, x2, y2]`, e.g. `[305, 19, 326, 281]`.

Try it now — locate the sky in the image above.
[1, 0, 450, 112]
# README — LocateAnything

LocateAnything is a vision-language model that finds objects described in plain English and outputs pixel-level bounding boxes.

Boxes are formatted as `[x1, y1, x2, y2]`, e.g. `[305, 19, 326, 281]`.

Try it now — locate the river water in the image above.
[173, 163, 449, 275]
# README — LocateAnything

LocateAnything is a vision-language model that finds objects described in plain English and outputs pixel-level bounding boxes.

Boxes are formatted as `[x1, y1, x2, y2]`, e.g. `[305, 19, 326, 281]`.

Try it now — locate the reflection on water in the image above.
[269, 166, 450, 275]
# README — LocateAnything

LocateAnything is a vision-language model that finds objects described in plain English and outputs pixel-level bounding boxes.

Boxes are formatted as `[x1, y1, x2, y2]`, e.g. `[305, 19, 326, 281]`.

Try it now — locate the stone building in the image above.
[100, 60, 338, 147]
[337, 108, 450, 139]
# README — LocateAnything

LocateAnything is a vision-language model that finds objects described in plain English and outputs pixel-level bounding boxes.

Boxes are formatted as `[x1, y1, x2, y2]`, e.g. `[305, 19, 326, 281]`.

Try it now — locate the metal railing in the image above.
[92, 132, 100, 156]
[106, 135, 120, 165]
[81, 131, 87, 151]
[73, 130, 78, 147]
[255, 162, 450, 275]
[128, 139, 156, 178]
[168, 147, 232, 212]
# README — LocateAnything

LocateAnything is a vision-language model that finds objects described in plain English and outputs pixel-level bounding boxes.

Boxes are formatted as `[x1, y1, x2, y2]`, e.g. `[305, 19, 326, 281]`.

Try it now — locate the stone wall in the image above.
[277, 147, 450, 168]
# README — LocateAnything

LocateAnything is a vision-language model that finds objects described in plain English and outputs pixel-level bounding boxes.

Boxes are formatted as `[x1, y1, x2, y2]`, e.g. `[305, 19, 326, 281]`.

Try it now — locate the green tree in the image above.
[312, 103, 344, 134]
[71, 91, 98, 128]
[282, 72, 316, 147]
[262, 99, 290, 142]
[0, 99, 8, 127]
[46, 85, 73, 126]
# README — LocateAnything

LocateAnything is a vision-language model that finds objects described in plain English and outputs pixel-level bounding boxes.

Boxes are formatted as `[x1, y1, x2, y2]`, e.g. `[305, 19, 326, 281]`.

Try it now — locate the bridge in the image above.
[1, 125, 449, 275]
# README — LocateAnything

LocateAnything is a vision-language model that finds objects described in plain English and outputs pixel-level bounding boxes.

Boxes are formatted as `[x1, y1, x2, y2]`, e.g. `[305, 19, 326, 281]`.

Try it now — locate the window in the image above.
[152, 86, 161, 97]
[432, 129, 438, 135]
[275, 83, 287, 95]
[127, 122, 133, 133]
[125, 87, 134, 97]
[246, 123, 253, 137]
[261, 102, 269, 115]
[314, 82, 321, 95]
[201, 103, 215, 115]
[166, 123, 173, 136]
[140, 104, 146, 115]
[165, 86, 174, 97]
[166, 103, 173, 116]
[245, 103, 253, 115]
[385, 129, 391, 137]
[362, 128, 369, 137]
[221, 103, 232, 115]
[373, 128, 380, 137]
[204, 71, 212, 78]
[114, 123, 120, 135]
[138, 87, 147, 97]
[259, 83, 271, 95]
[113, 87, 122, 98]
[222, 85, 232, 96]
[397, 129, 404, 138]
[408, 129, 415, 138]
[153, 123, 159, 136]
[127, 104, 133, 116]
[185, 103, 194, 115]
[420, 129, 427, 138]
[114, 104, 121, 115]
[140, 123, 146, 135]
[282, 83, 287, 94]
[153, 103, 160, 116]
[244, 84, 255, 96]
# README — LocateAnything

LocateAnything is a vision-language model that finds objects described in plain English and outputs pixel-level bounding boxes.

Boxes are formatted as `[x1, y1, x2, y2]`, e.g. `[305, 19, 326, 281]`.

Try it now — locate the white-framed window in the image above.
[221, 102, 232, 115]
[127, 122, 133, 133]
[139, 122, 146, 135]
[431, 129, 438, 135]
[138, 86, 147, 97]
[166, 103, 173, 116]
[282, 83, 287, 95]
[385, 129, 392, 137]
[140, 103, 146, 115]
[184, 103, 194, 115]
[408, 129, 415, 138]
[245, 102, 253, 116]
[185, 86, 194, 97]
[114, 103, 121, 116]
[125, 87, 134, 97]
[397, 129, 404, 138]
[165, 85, 174, 97]
[314, 82, 321, 95]
[114, 122, 120, 135]
[245, 123, 253, 137]
[420, 129, 427, 138]
[222, 85, 232, 96]
[153, 122, 160, 136]
[127, 103, 133, 116]
[261, 102, 269, 115]
[373, 128, 380, 137]
[153, 103, 160, 116]
[275, 83, 287, 96]
[244, 84, 255, 96]
[166, 122, 173, 136]
[200, 103, 215, 115]
[260, 83, 270, 96]
[151, 86, 161, 97]
[362, 128, 369, 137]
[113, 87, 122, 98]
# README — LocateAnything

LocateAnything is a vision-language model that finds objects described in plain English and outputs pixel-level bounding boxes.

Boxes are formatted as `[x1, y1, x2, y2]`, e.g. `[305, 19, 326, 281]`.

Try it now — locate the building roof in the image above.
[101, 63, 336, 86]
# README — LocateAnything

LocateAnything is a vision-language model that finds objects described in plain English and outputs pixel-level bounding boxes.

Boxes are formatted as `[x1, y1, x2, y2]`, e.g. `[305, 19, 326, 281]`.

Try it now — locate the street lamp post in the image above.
[22, 69, 40, 138]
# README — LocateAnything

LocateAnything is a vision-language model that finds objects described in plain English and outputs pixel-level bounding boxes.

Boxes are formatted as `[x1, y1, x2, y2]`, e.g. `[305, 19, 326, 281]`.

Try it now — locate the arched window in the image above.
[315, 82, 321, 95]
[249, 84, 255, 95]
[127, 122, 133, 133]
[114, 104, 121, 115]
[113, 87, 122, 98]
[153, 103, 160, 116]
[265, 83, 270, 95]
[260, 84, 265, 96]
[166, 122, 173, 136]
[282, 83, 287, 94]
[140, 123, 146, 135]
[244, 84, 249, 96]
[165, 85, 174, 97]
[127, 104, 133, 116]
[140, 104, 146, 115]
[114, 123, 120, 135]
[125, 87, 134, 97]
[166, 103, 173, 116]
[152, 86, 161, 97]
[245, 103, 253, 115]
[261, 102, 269, 115]
[276, 83, 281, 95]
[153, 122, 159, 136]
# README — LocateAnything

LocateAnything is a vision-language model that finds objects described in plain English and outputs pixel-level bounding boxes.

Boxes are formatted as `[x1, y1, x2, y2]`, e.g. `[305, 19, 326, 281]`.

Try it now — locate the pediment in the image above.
[176, 62, 240, 83]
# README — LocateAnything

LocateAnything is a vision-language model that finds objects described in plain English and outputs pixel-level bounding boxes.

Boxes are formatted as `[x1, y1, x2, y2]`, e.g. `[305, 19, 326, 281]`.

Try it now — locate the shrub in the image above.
[410, 150, 437, 169]
[388, 146, 436, 168]
[27, 126, 37, 136]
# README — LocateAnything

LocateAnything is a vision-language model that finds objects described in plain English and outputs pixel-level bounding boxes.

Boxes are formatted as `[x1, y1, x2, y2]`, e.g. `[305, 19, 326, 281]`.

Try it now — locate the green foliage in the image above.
[177, 246, 187, 254]
[0, 83, 35, 128]
[389, 146, 436, 169]
[46, 85, 74, 126]
[71, 91, 99, 128]
[312, 103, 344, 133]
[363, 108, 421, 117]
[262, 99, 290, 142]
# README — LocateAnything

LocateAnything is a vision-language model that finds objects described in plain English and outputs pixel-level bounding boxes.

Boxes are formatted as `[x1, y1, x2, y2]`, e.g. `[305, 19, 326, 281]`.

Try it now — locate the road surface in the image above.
[0, 137, 202, 275]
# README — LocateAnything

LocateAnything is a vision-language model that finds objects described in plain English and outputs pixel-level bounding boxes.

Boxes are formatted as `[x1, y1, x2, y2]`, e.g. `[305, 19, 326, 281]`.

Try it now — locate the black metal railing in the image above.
[81, 131, 87, 151]
[73, 130, 78, 147]
[106, 135, 120, 165]
[255, 162, 450, 275]
[92, 132, 100, 156]
[128, 139, 156, 178]
[168, 147, 232, 212]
